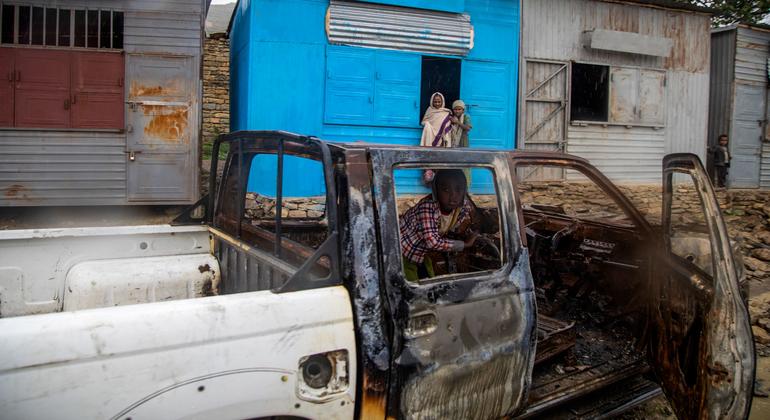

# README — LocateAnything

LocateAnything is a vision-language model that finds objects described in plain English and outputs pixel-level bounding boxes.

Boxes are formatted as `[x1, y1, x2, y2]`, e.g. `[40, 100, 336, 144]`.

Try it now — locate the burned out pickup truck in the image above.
[0, 131, 754, 419]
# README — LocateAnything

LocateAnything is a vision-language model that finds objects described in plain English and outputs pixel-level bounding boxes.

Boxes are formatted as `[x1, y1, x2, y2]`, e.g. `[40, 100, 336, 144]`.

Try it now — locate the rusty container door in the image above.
[521, 59, 568, 180]
[125, 54, 194, 202]
[0, 48, 13, 127]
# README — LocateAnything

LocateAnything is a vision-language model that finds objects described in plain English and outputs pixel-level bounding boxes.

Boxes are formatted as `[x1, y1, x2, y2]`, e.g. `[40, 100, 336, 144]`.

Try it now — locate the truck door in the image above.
[649, 153, 754, 419]
[369, 148, 536, 419]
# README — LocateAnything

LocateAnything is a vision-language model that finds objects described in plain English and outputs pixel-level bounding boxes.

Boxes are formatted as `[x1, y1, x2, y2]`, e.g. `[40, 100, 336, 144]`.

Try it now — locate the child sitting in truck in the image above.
[399, 169, 479, 281]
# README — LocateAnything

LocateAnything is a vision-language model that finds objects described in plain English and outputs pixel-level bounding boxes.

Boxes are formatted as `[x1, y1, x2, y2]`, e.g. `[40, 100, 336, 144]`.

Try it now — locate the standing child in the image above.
[710, 134, 731, 188]
[399, 169, 478, 281]
[450, 99, 473, 184]
[450, 99, 472, 148]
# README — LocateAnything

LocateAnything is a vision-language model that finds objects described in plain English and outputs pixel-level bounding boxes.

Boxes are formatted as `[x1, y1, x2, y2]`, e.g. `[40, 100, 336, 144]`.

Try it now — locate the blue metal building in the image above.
[229, 0, 520, 195]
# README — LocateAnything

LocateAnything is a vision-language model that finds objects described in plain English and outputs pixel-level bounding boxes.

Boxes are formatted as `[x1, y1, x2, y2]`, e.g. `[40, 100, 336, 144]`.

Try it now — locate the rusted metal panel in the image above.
[327, 0, 473, 56]
[521, 0, 711, 183]
[0, 0, 204, 206]
[735, 26, 770, 86]
[522, 0, 710, 73]
[126, 53, 196, 201]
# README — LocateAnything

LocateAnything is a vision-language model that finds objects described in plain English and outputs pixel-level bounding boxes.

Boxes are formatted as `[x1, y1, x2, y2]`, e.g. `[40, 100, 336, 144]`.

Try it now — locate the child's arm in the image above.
[416, 207, 465, 252]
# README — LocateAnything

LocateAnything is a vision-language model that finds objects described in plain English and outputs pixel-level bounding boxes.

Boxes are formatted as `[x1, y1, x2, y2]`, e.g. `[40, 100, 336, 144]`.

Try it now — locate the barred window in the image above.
[0, 4, 123, 49]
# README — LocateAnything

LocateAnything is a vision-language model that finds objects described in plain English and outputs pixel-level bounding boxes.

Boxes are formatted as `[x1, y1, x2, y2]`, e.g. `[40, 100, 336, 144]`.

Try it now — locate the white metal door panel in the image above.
[0, 286, 357, 420]
[610, 67, 638, 124]
[729, 83, 763, 188]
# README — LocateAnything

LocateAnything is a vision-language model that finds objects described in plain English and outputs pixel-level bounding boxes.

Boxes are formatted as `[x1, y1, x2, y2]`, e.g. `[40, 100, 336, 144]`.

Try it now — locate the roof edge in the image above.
[599, 0, 715, 15]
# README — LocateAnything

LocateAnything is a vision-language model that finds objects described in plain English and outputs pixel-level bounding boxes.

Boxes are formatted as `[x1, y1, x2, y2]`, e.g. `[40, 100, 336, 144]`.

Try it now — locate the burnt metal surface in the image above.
[199, 131, 754, 419]
[649, 153, 755, 419]
[368, 147, 537, 419]
[342, 148, 390, 420]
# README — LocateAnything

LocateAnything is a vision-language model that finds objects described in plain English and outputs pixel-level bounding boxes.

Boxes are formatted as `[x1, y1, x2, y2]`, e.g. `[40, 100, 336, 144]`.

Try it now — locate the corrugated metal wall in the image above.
[707, 29, 736, 150]
[327, 0, 472, 56]
[520, 0, 711, 183]
[0, 0, 203, 206]
[733, 27, 770, 189]
[735, 27, 770, 86]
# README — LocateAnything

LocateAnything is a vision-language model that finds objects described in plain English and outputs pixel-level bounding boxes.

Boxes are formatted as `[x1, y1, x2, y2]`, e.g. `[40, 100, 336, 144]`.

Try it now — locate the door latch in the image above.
[124, 150, 142, 161]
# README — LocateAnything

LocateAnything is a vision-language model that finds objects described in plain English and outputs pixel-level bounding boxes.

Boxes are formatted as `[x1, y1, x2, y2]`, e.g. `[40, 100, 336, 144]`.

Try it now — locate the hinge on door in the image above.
[126, 124, 133, 133]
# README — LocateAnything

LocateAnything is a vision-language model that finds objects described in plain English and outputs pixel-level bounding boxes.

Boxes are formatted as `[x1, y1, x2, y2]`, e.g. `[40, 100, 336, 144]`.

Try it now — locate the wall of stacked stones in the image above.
[202, 35, 230, 147]
[244, 184, 770, 283]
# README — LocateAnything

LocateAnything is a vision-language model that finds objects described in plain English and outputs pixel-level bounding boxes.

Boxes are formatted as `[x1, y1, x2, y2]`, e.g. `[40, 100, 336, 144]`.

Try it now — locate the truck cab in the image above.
[0, 131, 755, 419]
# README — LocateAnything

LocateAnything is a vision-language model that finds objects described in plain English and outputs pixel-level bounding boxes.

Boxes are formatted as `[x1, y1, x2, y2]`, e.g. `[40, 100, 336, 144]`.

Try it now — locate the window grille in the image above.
[0, 3, 123, 49]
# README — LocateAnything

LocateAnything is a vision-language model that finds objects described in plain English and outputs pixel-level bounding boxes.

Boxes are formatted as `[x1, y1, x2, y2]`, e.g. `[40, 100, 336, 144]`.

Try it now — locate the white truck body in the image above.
[0, 225, 357, 419]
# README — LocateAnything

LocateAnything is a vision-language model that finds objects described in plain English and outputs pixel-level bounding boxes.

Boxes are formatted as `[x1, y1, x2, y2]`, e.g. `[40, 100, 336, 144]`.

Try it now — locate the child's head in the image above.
[719, 134, 728, 146]
[433, 169, 468, 213]
[431, 93, 444, 109]
[452, 100, 465, 118]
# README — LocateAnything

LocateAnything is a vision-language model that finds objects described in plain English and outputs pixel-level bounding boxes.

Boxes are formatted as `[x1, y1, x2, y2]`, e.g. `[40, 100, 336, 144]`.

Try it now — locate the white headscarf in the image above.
[420, 92, 452, 147]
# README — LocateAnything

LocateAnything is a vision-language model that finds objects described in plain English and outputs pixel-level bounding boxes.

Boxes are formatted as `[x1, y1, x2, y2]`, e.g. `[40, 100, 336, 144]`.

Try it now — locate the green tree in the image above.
[675, 0, 770, 26]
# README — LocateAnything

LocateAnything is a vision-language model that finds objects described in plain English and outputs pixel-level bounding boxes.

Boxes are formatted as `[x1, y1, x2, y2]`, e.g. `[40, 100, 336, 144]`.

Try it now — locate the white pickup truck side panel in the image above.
[0, 286, 356, 419]
[0, 225, 211, 317]
[64, 253, 220, 311]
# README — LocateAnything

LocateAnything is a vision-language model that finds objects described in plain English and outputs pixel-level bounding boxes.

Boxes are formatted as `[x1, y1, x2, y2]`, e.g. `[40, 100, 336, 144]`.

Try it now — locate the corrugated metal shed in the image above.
[520, 0, 711, 184]
[708, 24, 770, 189]
[734, 26, 770, 188]
[327, 0, 473, 57]
[0, 0, 205, 206]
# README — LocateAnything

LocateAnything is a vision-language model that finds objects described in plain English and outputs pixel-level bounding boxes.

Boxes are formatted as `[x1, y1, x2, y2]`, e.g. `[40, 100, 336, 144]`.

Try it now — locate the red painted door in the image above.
[71, 51, 124, 129]
[0, 48, 14, 127]
[14, 49, 71, 128]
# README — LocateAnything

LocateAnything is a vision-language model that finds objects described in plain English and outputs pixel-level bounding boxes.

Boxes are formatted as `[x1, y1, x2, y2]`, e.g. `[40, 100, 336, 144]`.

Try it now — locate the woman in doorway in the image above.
[420, 92, 453, 184]
[420, 92, 453, 148]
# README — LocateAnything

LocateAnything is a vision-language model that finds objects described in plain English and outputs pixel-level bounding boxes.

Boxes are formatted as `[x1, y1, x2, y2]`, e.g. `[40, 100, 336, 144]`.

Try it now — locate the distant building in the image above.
[708, 23, 770, 189]
[229, 0, 521, 195]
[519, 0, 714, 183]
[0, 0, 207, 206]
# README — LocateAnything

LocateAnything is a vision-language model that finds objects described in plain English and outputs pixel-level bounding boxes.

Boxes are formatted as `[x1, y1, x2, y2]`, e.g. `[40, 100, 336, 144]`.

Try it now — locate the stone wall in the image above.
[202, 34, 230, 148]
[244, 184, 770, 281]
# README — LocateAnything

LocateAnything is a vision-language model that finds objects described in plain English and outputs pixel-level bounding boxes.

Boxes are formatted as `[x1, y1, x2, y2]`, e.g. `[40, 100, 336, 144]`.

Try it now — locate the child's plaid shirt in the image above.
[399, 195, 472, 264]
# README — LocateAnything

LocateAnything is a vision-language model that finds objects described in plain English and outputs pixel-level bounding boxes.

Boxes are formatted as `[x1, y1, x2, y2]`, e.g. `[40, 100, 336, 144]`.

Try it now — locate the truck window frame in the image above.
[391, 163, 509, 283]
[209, 131, 343, 294]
